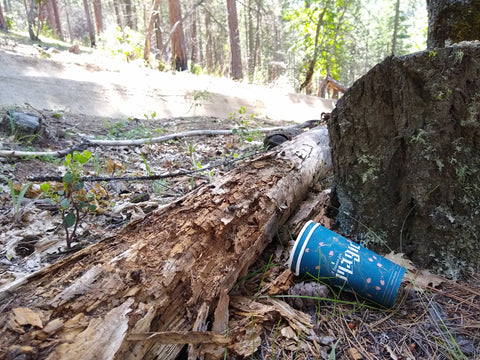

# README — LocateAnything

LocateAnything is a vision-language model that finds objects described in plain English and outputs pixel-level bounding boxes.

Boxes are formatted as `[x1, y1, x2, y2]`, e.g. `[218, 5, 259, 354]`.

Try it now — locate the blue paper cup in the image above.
[288, 221, 406, 307]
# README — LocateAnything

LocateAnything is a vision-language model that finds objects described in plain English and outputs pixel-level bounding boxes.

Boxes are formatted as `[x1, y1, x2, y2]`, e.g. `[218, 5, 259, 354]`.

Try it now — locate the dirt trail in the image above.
[0, 41, 335, 122]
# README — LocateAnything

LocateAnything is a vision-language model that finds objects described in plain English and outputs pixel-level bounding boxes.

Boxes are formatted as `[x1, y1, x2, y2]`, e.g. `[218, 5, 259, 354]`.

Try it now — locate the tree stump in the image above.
[0, 128, 331, 360]
[328, 42, 480, 279]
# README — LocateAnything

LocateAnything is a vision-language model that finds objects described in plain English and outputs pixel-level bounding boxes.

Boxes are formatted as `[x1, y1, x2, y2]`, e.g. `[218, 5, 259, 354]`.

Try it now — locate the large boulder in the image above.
[328, 42, 480, 279]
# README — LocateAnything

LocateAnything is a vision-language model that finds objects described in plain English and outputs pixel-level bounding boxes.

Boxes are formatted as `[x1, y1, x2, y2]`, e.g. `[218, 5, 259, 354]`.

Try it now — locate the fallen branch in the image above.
[0, 128, 331, 359]
[0, 120, 321, 158]
[28, 150, 260, 183]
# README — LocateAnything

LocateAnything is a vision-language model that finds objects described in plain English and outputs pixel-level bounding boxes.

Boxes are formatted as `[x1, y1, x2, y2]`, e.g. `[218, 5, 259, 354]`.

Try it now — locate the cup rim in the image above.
[288, 220, 321, 275]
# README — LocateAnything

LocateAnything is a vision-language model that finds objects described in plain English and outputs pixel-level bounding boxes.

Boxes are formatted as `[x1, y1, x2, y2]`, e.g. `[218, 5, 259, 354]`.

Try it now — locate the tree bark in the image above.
[204, 0, 213, 72]
[82, 0, 96, 46]
[113, 0, 123, 29]
[226, 0, 243, 80]
[391, 0, 400, 55]
[154, 12, 164, 53]
[190, 7, 199, 64]
[0, 129, 331, 360]
[24, 0, 38, 41]
[144, 0, 162, 63]
[64, 0, 73, 42]
[299, 7, 326, 94]
[50, 0, 63, 40]
[427, 0, 480, 49]
[92, 0, 103, 34]
[0, 1, 6, 30]
[168, 0, 188, 71]
[247, 0, 254, 82]
[122, 0, 135, 29]
[319, 3, 346, 97]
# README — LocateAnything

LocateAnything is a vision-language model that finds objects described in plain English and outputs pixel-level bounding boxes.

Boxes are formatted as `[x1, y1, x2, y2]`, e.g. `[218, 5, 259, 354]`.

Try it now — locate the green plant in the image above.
[41, 150, 97, 249]
[230, 107, 262, 143]
[140, 152, 152, 176]
[270, 318, 282, 357]
[0, 175, 32, 222]
[106, 118, 151, 139]
[152, 179, 168, 196]
[184, 141, 197, 157]
[251, 313, 255, 360]
[328, 339, 341, 360]
[104, 26, 143, 62]
[189, 89, 212, 113]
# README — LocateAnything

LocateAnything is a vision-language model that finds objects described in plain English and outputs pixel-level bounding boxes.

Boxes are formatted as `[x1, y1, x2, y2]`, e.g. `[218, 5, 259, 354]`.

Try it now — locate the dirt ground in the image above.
[0, 32, 334, 283]
[1, 33, 479, 360]
[0, 33, 335, 122]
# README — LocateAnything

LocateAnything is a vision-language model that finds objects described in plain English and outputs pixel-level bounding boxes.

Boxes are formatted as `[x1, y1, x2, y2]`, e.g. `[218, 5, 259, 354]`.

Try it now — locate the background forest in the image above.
[0, 0, 427, 98]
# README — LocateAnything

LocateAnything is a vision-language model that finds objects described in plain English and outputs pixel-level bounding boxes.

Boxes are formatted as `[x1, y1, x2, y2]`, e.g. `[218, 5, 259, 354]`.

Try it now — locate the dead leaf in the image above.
[405, 269, 445, 289]
[106, 158, 125, 174]
[346, 347, 363, 360]
[384, 252, 416, 271]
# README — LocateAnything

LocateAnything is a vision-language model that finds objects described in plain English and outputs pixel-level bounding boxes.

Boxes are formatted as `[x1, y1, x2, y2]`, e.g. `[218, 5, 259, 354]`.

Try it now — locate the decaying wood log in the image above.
[0, 128, 331, 360]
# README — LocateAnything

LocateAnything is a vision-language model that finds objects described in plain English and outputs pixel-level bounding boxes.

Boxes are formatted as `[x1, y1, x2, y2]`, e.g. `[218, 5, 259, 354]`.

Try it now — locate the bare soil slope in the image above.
[0, 34, 335, 122]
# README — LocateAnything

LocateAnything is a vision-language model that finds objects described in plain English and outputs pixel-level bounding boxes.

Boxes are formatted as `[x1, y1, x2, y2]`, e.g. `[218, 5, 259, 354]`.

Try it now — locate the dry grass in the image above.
[231, 230, 480, 360]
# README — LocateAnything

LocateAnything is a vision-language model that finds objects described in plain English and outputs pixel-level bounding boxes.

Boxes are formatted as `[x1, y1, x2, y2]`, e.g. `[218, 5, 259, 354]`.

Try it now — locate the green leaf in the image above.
[60, 198, 71, 209]
[64, 212, 76, 228]
[40, 182, 50, 192]
[17, 182, 32, 205]
[73, 180, 84, 191]
[63, 172, 74, 183]
[89, 204, 98, 211]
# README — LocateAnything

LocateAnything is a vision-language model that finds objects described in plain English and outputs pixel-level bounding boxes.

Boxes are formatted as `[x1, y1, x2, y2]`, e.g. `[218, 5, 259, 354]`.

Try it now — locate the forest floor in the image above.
[0, 31, 479, 360]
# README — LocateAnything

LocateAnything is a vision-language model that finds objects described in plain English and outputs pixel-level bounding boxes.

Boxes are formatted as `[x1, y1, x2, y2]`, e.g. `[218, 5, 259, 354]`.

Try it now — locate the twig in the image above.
[0, 121, 321, 158]
[0, 143, 89, 158]
[29, 150, 264, 183]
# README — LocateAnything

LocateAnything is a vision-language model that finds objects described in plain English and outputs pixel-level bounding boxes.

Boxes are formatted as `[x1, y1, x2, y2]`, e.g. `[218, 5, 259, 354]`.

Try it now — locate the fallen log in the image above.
[0, 127, 331, 360]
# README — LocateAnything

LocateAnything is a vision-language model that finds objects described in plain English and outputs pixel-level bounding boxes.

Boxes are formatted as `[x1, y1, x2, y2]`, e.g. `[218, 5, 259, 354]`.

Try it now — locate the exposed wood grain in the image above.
[0, 127, 331, 360]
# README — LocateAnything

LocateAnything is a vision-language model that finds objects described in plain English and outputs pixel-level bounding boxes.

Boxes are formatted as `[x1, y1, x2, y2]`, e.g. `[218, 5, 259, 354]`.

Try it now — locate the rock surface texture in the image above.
[328, 42, 480, 279]
[427, 0, 480, 49]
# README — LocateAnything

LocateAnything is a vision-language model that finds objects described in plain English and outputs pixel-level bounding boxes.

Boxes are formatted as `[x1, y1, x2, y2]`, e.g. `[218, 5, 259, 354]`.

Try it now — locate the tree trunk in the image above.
[123, 0, 135, 29]
[226, 0, 243, 80]
[320, 4, 346, 97]
[64, 0, 73, 42]
[391, 0, 400, 54]
[0, 1, 6, 30]
[113, 0, 123, 29]
[82, 0, 96, 46]
[299, 7, 326, 94]
[190, 8, 199, 64]
[92, 0, 103, 34]
[247, 0, 254, 82]
[154, 12, 164, 52]
[168, 0, 188, 71]
[144, 0, 162, 63]
[427, 0, 480, 49]
[50, 0, 63, 40]
[204, 1, 213, 72]
[24, 0, 38, 41]
[253, 1, 261, 72]
[0, 129, 331, 360]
